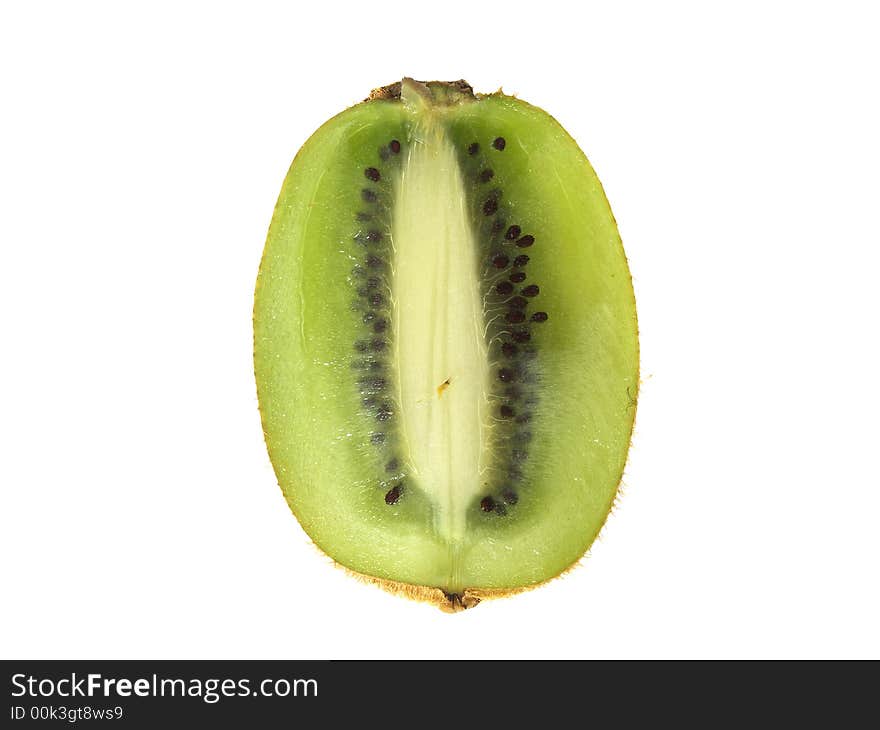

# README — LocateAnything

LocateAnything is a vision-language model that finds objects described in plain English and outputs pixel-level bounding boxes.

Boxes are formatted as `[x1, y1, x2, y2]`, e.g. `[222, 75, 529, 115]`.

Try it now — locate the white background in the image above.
[2, 1, 878, 659]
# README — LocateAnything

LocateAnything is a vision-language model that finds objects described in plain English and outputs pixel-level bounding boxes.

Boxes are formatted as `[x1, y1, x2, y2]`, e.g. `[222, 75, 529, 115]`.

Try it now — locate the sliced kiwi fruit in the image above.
[254, 78, 638, 611]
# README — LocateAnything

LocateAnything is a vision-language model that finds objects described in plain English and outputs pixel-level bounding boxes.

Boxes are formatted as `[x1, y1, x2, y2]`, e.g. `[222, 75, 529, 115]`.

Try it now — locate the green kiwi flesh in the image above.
[254, 78, 638, 610]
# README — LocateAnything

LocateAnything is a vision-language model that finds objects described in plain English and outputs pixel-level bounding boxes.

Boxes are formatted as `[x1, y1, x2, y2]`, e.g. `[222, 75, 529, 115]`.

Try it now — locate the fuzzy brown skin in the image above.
[346, 570, 532, 612]
[367, 78, 475, 103]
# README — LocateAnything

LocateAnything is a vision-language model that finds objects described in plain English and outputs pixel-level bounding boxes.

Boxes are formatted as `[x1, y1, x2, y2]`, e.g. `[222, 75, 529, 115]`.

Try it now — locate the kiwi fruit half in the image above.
[254, 78, 638, 611]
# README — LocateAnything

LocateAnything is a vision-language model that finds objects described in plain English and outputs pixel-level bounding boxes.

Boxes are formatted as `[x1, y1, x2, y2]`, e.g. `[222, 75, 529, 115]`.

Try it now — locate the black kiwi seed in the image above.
[366, 276, 380, 289]
[385, 484, 402, 505]
[468, 142, 480, 155]
[371, 432, 386, 445]
[385, 458, 399, 473]
[505, 225, 521, 240]
[371, 338, 387, 352]
[506, 310, 526, 324]
[512, 330, 531, 343]
[509, 296, 527, 310]
[364, 167, 381, 182]
[389, 140, 401, 154]
[499, 404, 515, 418]
[483, 198, 499, 216]
[361, 189, 377, 203]
[516, 235, 535, 248]
[373, 319, 388, 333]
[496, 281, 514, 296]
[493, 137, 506, 150]
[366, 255, 384, 268]
[498, 368, 516, 382]
[370, 292, 384, 307]
[480, 496, 495, 512]
[513, 254, 530, 267]
[502, 489, 519, 505]
[531, 312, 549, 322]
[376, 404, 393, 421]
[492, 254, 509, 269]
[509, 271, 526, 283]
[522, 284, 539, 297]
[500, 342, 518, 357]
[478, 169, 494, 183]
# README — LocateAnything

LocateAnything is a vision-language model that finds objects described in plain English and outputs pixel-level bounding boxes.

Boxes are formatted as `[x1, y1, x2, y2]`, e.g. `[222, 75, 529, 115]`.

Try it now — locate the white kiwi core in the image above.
[391, 111, 492, 541]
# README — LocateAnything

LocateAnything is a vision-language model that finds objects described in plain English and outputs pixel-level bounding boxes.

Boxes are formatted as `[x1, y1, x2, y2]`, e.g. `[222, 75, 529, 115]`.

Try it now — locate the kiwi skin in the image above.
[254, 78, 639, 611]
